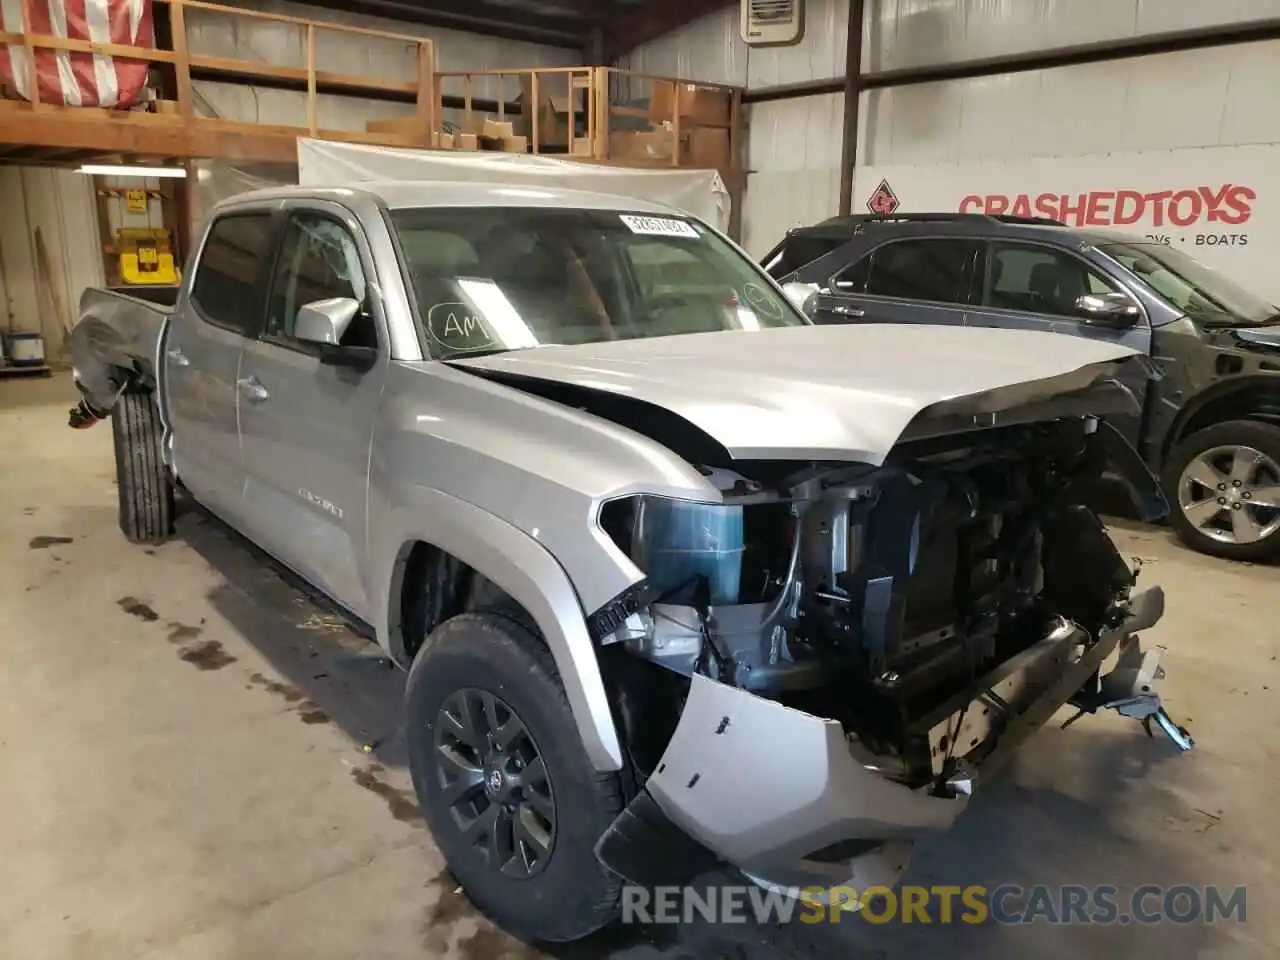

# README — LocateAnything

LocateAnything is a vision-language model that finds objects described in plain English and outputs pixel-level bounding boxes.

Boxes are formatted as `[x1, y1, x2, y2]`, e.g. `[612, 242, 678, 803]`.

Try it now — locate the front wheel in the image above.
[1163, 419, 1280, 562]
[405, 612, 625, 942]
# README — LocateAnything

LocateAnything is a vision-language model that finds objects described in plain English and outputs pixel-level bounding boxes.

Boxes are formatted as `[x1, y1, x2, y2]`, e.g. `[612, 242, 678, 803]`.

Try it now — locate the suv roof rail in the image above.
[808, 212, 1066, 230]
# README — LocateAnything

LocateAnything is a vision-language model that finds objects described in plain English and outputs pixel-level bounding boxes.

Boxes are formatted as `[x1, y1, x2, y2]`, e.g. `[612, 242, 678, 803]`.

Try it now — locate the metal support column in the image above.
[837, 0, 865, 216]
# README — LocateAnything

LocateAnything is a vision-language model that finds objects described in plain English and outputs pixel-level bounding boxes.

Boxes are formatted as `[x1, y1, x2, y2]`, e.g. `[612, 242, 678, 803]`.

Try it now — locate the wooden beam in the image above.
[169, 0, 193, 117]
[18, 0, 43, 112]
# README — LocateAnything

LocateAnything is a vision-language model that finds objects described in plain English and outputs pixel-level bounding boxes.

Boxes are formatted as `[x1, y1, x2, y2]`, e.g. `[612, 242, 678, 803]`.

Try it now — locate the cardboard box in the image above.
[649, 81, 731, 127]
[454, 132, 479, 150]
[683, 126, 731, 169]
[501, 134, 528, 153]
[516, 75, 583, 147]
[610, 128, 678, 163]
[483, 118, 513, 139]
[439, 132, 454, 149]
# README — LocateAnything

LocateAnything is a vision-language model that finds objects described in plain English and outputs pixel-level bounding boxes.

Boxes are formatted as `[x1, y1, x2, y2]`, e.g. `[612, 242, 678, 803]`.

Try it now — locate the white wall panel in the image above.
[0, 168, 103, 361]
[617, 8, 747, 86]
[617, 0, 850, 89]
[863, 0, 1280, 73]
[747, 0, 849, 88]
[860, 39, 1280, 166]
[742, 93, 844, 256]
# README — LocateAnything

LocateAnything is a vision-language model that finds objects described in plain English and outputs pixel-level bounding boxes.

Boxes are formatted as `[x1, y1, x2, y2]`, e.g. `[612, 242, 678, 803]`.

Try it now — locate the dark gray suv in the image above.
[765, 212, 1280, 563]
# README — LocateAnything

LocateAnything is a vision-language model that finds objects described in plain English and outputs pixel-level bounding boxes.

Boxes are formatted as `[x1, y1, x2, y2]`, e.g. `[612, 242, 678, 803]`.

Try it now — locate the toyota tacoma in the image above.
[68, 182, 1192, 942]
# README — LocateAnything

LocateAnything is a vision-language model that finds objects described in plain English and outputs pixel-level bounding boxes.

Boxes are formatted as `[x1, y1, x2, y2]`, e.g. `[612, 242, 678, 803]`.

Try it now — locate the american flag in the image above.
[0, 0, 153, 108]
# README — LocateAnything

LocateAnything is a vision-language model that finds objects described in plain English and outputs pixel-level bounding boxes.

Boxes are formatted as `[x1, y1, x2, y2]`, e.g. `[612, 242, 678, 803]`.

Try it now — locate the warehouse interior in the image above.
[1, 1, 1279, 958]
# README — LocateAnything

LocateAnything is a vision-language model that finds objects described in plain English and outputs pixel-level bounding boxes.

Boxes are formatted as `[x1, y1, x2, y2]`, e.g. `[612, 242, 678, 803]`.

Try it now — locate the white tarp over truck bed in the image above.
[297, 138, 731, 233]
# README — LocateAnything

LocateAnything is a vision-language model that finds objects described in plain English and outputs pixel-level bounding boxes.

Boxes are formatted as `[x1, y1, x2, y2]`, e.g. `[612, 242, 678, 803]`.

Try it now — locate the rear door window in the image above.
[761, 233, 849, 280]
[834, 238, 981, 305]
[190, 213, 275, 335]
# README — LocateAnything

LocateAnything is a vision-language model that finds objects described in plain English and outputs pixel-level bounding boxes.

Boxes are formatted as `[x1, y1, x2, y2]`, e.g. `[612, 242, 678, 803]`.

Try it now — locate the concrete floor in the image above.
[1, 373, 1276, 960]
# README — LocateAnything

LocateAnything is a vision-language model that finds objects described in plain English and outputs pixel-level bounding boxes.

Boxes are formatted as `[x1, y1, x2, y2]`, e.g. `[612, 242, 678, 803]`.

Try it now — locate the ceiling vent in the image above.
[740, 0, 805, 46]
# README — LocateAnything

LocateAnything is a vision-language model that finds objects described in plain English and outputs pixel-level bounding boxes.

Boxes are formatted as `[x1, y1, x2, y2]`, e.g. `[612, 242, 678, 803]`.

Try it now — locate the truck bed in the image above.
[71, 286, 175, 411]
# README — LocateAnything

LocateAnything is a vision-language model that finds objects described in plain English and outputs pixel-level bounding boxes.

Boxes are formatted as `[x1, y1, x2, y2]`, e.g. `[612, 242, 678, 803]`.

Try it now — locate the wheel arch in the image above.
[373, 490, 624, 772]
[1161, 376, 1280, 461]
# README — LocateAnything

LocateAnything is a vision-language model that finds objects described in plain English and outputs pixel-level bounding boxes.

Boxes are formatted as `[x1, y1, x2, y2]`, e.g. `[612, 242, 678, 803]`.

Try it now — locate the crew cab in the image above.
[69, 184, 1192, 943]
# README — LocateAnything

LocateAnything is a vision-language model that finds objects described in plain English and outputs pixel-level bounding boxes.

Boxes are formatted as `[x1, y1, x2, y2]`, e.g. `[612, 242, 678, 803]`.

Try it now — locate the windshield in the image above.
[1101, 241, 1277, 326]
[390, 206, 806, 358]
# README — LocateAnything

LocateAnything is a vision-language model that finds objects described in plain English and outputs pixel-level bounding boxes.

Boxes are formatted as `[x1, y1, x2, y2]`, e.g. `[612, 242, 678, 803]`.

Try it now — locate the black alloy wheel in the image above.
[433, 688, 556, 878]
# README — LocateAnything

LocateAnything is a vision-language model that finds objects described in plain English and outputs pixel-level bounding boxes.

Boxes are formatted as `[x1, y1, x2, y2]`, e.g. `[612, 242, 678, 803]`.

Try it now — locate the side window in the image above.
[190, 213, 274, 334]
[834, 238, 980, 305]
[987, 242, 1120, 317]
[265, 213, 376, 349]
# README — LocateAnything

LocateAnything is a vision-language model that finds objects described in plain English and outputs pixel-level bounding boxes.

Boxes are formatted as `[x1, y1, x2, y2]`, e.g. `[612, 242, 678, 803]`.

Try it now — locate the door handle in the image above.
[166, 348, 190, 367]
[236, 376, 270, 403]
[831, 305, 865, 318]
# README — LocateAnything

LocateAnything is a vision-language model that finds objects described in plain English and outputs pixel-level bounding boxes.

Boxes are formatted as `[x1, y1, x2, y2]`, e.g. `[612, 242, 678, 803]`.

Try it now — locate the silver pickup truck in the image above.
[69, 182, 1192, 942]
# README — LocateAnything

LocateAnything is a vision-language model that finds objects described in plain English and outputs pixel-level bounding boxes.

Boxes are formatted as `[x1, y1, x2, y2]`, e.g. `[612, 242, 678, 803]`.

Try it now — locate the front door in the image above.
[165, 210, 276, 523]
[811, 236, 981, 328]
[963, 240, 1153, 443]
[236, 205, 387, 620]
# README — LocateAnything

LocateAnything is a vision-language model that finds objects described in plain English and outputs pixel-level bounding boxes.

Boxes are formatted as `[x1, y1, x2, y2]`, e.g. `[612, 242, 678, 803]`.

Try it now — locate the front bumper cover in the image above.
[597, 586, 1184, 892]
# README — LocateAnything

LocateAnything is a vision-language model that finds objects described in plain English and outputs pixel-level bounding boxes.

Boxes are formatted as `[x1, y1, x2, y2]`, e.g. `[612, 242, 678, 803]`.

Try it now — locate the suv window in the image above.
[190, 213, 274, 333]
[761, 233, 848, 280]
[265, 213, 377, 349]
[833, 238, 980, 304]
[987, 242, 1119, 317]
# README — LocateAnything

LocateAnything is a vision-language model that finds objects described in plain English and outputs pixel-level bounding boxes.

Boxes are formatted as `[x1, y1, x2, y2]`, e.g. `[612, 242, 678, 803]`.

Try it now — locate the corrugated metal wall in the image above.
[618, 1, 851, 255]
[0, 168, 104, 362]
[622, 0, 1280, 253]
[3, 1, 576, 362]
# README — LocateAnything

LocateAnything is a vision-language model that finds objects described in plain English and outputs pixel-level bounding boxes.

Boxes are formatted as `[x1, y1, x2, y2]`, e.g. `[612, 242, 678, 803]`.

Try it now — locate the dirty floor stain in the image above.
[29, 535, 74, 549]
[166, 622, 202, 644]
[351, 764, 421, 823]
[297, 705, 330, 725]
[248, 672, 305, 703]
[178, 640, 237, 671]
[117, 596, 159, 622]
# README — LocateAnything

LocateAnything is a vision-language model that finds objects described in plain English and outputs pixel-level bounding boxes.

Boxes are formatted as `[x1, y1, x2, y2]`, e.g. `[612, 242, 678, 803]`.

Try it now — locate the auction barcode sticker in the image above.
[619, 214, 700, 238]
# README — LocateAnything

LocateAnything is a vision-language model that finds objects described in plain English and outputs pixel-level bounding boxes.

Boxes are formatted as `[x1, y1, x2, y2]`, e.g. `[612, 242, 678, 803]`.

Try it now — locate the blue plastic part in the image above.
[636, 498, 744, 606]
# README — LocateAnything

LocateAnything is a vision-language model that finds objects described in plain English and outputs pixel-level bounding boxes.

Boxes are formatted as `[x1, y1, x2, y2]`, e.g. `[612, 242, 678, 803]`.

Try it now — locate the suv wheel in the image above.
[406, 612, 625, 942]
[1163, 419, 1280, 562]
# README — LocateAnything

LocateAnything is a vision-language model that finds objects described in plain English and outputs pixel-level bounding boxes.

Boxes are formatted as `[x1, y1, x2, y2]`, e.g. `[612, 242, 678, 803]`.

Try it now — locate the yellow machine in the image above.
[116, 228, 181, 285]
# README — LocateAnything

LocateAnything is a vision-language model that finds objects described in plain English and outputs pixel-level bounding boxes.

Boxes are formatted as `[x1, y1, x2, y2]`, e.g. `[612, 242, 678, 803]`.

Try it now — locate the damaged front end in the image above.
[591, 411, 1192, 898]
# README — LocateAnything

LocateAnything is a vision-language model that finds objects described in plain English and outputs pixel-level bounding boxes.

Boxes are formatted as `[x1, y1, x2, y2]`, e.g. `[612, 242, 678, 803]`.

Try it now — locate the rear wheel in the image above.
[406, 612, 625, 942]
[1163, 419, 1280, 562]
[111, 390, 175, 545]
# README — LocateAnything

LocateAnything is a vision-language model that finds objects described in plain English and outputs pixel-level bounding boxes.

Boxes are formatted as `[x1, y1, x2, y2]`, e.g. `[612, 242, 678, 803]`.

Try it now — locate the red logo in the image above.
[957, 185, 1255, 227]
[866, 179, 900, 216]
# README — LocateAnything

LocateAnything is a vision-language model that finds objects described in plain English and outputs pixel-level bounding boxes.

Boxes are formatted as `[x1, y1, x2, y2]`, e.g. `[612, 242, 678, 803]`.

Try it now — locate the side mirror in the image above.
[781, 281, 819, 318]
[295, 297, 376, 370]
[1074, 292, 1141, 327]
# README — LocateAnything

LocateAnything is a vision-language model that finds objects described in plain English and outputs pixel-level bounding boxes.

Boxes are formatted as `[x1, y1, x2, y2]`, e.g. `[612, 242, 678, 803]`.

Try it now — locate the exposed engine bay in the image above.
[595, 415, 1185, 789]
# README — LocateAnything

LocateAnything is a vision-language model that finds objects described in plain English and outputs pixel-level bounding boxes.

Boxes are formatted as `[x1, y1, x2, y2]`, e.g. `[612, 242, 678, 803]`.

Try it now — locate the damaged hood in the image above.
[448, 324, 1140, 464]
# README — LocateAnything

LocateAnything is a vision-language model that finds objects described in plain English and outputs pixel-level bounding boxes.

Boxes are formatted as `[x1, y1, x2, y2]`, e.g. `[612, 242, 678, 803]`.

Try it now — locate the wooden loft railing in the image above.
[0, 0, 437, 166]
[427, 66, 744, 182]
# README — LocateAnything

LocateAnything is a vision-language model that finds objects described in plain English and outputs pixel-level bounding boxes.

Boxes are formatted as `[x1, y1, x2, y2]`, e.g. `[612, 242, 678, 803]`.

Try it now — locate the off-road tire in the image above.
[406, 612, 625, 943]
[111, 390, 175, 545]
[1163, 418, 1280, 563]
